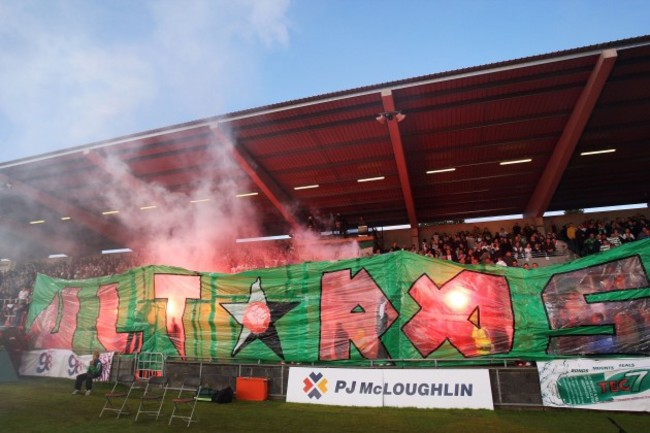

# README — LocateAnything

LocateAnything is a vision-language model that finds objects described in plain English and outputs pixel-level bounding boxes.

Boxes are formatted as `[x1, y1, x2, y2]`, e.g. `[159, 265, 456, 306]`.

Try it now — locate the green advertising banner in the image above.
[537, 358, 650, 411]
[26, 240, 650, 364]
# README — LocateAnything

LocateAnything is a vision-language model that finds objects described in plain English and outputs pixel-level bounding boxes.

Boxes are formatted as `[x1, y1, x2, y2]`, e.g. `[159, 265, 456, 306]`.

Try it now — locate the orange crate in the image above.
[236, 377, 268, 401]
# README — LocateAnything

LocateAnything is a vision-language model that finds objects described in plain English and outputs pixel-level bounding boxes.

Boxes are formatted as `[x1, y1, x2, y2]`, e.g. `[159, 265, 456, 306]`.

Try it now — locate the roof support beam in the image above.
[0, 172, 133, 247]
[210, 126, 300, 229]
[381, 89, 418, 229]
[525, 49, 617, 218]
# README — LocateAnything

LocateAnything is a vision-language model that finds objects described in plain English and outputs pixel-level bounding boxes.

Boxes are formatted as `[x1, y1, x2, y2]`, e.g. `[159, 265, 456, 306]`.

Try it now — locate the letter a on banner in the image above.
[319, 269, 398, 360]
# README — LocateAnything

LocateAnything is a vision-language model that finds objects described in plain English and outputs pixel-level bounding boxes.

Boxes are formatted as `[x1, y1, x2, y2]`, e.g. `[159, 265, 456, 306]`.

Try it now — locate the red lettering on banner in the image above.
[619, 378, 630, 391]
[95, 283, 131, 352]
[599, 379, 631, 393]
[403, 270, 514, 357]
[153, 274, 201, 358]
[319, 269, 398, 360]
[29, 288, 80, 350]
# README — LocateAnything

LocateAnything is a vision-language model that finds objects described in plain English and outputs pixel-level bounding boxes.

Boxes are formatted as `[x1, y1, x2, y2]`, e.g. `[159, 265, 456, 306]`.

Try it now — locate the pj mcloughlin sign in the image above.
[286, 367, 493, 409]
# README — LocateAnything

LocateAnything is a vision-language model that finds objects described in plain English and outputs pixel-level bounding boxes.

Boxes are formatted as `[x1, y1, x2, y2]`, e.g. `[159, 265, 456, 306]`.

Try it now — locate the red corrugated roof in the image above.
[1, 36, 650, 260]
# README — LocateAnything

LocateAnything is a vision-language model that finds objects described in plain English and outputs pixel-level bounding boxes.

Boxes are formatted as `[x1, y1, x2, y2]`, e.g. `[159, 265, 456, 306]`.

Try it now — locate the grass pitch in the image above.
[1, 377, 649, 433]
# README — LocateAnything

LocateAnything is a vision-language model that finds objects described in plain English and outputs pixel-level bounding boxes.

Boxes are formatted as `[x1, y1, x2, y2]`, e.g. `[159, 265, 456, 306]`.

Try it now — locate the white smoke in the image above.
[98, 126, 361, 272]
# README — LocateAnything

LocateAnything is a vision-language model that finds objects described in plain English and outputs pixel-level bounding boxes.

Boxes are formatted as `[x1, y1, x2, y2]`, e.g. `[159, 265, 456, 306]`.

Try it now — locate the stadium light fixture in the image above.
[294, 184, 319, 190]
[190, 198, 211, 203]
[101, 248, 133, 255]
[583, 203, 647, 214]
[427, 168, 456, 174]
[139, 205, 157, 210]
[376, 111, 406, 124]
[236, 192, 259, 198]
[102, 210, 120, 215]
[499, 158, 532, 166]
[379, 224, 411, 231]
[29, 219, 45, 224]
[543, 203, 647, 216]
[580, 148, 616, 156]
[236, 235, 292, 243]
[543, 210, 565, 217]
[357, 176, 385, 183]
[61, 216, 71, 221]
[465, 214, 524, 223]
[48, 253, 68, 259]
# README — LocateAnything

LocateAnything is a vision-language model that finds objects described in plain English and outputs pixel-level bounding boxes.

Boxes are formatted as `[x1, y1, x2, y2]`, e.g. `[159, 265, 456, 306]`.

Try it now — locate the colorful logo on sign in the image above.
[303, 372, 328, 399]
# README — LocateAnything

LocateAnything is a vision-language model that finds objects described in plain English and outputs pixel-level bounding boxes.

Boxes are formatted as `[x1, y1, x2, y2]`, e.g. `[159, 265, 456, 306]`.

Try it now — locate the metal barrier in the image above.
[135, 352, 166, 379]
[153, 356, 543, 407]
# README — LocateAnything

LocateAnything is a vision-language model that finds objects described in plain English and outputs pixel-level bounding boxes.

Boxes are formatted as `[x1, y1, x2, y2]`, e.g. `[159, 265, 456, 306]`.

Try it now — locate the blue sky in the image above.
[1, 0, 648, 164]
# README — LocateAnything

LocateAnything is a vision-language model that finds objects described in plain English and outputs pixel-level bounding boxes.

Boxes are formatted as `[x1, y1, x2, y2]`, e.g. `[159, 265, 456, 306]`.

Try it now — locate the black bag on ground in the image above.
[211, 386, 234, 404]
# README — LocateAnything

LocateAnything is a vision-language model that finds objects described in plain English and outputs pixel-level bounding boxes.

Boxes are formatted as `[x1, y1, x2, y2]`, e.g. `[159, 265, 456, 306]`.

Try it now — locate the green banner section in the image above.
[26, 240, 650, 364]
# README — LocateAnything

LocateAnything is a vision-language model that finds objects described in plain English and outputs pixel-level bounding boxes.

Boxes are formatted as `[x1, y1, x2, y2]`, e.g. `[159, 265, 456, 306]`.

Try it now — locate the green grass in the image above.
[1, 377, 649, 433]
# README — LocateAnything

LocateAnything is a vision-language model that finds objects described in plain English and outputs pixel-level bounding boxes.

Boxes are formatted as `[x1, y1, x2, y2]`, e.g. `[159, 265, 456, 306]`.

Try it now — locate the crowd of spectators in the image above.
[559, 214, 649, 257]
[379, 214, 648, 268]
[382, 222, 559, 268]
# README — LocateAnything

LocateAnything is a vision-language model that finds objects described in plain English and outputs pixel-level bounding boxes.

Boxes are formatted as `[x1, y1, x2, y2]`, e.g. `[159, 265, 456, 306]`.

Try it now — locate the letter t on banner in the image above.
[154, 274, 201, 358]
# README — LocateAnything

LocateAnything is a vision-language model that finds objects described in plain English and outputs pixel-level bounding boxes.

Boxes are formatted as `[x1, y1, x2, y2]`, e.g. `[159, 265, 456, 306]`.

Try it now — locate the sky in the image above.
[0, 0, 649, 165]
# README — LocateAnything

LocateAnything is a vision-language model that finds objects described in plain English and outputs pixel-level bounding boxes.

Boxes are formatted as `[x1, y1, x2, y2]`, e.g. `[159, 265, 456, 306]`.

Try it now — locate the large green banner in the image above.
[26, 240, 650, 364]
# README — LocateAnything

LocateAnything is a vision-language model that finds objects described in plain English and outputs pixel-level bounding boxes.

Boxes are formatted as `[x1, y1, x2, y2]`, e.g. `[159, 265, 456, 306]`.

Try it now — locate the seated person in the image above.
[72, 351, 102, 395]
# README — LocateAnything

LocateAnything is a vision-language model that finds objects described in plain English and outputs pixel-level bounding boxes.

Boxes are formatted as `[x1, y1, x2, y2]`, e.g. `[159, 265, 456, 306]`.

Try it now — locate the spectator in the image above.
[565, 222, 577, 253]
[524, 243, 533, 260]
[1, 303, 14, 326]
[607, 229, 623, 248]
[72, 351, 102, 395]
[638, 226, 649, 240]
[600, 239, 611, 252]
[502, 251, 515, 267]
[543, 238, 557, 255]
[582, 233, 600, 256]
[621, 228, 636, 243]
[17, 286, 30, 303]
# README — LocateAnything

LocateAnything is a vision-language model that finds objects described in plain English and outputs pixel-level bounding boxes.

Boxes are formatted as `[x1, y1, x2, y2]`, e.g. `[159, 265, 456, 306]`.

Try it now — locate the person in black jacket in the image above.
[72, 351, 102, 395]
